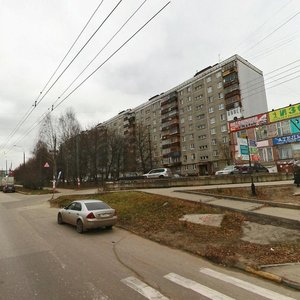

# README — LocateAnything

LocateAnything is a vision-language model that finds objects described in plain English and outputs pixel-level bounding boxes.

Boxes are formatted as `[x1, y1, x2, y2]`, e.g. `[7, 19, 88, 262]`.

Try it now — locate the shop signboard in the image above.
[273, 133, 300, 145]
[269, 103, 300, 123]
[229, 113, 267, 132]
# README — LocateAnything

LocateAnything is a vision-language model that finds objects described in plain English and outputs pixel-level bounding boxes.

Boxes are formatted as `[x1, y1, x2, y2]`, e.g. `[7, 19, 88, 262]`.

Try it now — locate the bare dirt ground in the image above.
[51, 188, 300, 268]
[199, 184, 300, 205]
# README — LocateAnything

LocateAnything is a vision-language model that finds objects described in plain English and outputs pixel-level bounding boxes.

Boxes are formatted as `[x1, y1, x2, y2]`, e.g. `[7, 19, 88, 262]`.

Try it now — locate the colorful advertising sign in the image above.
[273, 133, 300, 145]
[269, 103, 300, 123]
[229, 113, 267, 132]
[290, 117, 300, 134]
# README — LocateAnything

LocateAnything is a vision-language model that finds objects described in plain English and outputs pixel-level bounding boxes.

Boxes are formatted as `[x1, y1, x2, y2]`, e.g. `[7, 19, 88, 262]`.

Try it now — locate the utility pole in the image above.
[246, 136, 256, 196]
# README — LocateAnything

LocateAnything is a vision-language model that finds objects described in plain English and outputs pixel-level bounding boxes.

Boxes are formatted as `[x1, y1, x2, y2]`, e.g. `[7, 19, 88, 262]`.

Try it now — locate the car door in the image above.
[63, 202, 77, 224]
[68, 202, 82, 225]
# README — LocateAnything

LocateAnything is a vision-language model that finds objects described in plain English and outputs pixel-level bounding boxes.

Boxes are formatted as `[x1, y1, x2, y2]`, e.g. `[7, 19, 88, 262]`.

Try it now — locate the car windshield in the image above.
[85, 202, 111, 211]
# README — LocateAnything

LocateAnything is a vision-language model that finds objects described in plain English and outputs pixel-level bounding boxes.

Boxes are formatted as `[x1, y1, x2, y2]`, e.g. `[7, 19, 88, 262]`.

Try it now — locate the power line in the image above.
[242, 10, 300, 55]
[35, 0, 123, 108]
[0, 0, 105, 152]
[53, 2, 171, 111]
[54, 0, 148, 106]
[6, 1, 171, 153]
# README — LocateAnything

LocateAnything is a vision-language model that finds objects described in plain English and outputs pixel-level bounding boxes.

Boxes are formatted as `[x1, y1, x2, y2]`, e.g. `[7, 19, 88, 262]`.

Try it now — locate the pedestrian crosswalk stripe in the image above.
[121, 276, 169, 300]
[200, 268, 296, 300]
[164, 272, 235, 300]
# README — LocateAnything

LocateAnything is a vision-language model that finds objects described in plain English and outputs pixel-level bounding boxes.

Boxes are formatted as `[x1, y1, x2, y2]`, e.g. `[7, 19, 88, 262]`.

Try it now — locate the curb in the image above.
[234, 262, 300, 291]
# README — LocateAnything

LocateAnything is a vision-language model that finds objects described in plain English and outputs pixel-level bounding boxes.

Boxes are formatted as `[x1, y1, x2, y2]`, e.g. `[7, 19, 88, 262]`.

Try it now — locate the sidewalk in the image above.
[139, 182, 300, 291]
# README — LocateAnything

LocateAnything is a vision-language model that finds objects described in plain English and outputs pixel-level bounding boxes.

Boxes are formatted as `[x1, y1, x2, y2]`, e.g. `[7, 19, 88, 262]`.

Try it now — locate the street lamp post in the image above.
[246, 136, 256, 196]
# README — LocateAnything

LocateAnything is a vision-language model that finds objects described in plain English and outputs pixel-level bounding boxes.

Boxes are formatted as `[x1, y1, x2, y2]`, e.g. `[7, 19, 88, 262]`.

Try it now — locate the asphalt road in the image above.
[0, 191, 299, 300]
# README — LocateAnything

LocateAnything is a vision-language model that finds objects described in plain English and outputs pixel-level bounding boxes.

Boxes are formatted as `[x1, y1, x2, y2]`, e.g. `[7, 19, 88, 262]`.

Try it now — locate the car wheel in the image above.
[57, 213, 64, 224]
[106, 225, 113, 230]
[159, 175, 164, 178]
[76, 219, 84, 234]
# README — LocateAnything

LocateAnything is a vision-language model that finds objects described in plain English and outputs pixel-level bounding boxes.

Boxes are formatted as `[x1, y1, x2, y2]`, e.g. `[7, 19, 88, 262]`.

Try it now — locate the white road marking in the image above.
[200, 268, 296, 300]
[164, 272, 235, 300]
[121, 276, 169, 300]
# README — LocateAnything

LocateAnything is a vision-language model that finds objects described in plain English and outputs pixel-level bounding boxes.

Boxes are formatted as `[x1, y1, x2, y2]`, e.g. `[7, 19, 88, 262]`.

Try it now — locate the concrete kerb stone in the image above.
[234, 261, 300, 291]
[175, 190, 300, 210]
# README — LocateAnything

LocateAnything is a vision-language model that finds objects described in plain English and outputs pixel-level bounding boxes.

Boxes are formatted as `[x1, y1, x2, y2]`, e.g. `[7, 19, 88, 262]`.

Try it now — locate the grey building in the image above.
[101, 54, 268, 176]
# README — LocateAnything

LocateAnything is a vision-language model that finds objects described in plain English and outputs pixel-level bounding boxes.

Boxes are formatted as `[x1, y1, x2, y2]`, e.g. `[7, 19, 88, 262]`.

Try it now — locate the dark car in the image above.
[3, 184, 16, 193]
[238, 164, 269, 174]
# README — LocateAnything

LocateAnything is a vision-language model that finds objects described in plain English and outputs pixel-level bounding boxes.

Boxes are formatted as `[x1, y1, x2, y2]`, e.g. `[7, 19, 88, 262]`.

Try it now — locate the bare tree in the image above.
[135, 122, 155, 172]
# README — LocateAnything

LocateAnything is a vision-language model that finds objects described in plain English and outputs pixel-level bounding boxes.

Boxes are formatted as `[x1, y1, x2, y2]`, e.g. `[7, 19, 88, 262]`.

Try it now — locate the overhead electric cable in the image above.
[55, 0, 148, 103]
[35, 0, 123, 107]
[7, 1, 171, 150]
[243, 10, 300, 54]
[0, 0, 105, 151]
[53, 1, 171, 111]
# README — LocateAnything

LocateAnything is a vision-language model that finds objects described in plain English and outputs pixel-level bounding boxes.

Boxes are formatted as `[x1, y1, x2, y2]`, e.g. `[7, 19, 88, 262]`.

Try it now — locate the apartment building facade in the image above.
[100, 54, 268, 176]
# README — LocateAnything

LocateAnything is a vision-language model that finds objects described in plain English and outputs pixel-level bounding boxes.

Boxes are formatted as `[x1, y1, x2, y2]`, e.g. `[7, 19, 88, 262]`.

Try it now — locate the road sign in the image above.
[44, 162, 50, 168]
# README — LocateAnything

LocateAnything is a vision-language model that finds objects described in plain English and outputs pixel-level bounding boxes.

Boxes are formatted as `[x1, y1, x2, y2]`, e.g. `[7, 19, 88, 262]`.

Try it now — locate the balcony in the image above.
[223, 78, 239, 88]
[224, 89, 241, 100]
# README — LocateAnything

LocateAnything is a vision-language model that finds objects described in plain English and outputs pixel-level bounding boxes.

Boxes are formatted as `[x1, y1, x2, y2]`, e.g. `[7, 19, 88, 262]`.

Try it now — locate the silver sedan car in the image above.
[57, 199, 117, 233]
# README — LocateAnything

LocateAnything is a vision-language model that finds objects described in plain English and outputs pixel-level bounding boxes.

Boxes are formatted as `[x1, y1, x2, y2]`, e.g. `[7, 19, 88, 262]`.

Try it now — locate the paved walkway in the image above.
[139, 181, 300, 291]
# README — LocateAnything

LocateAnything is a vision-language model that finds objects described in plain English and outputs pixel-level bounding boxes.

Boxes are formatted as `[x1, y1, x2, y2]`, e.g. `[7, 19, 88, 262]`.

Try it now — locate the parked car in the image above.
[3, 184, 15, 193]
[118, 172, 144, 180]
[57, 199, 117, 233]
[238, 164, 269, 174]
[215, 165, 240, 175]
[143, 168, 172, 179]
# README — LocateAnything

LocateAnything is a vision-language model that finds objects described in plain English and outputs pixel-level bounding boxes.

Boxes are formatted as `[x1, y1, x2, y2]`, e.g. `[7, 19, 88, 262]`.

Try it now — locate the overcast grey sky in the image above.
[1, 0, 300, 169]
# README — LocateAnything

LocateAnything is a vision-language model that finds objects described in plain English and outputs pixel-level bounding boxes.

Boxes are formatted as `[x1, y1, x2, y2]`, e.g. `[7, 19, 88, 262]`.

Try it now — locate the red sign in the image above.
[44, 162, 50, 168]
[229, 113, 267, 132]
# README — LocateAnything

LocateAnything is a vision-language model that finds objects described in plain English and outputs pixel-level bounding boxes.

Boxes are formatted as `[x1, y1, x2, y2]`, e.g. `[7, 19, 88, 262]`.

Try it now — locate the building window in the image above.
[219, 103, 225, 110]
[206, 76, 211, 82]
[197, 114, 205, 120]
[211, 128, 216, 135]
[277, 120, 291, 136]
[189, 124, 193, 131]
[207, 86, 212, 93]
[197, 124, 206, 129]
[211, 139, 217, 145]
[180, 99, 184, 105]
[190, 144, 195, 150]
[191, 153, 196, 160]
[187, 86, 191, 92]
[213, 150, 218, 156]
[199, 135, 207, 140]
[217, 82, 222, 89]
[221, 125, 227, 132]
[195, 94, 203, 100]
[208, 107, 214, 113]
[199, 145, 208, 150]
[222, 136, 228, 143]
[181, 126, 185, 133]
[196, 104, 204, 110]
[187, 105, 192, 111]
[190, 134, 194, 140]
[216, 71, 221, 78]
[208, 96, 214, 103]
[188, 115, 193, 121]
[187, 96, 192, 102]
[218, 92, 224, 99]
[181, 118, 185, 124]
[220, 113, 226, 121]
[195, 84, 202, 90]
[258, 147, 273, 162]
[210, 117, 216, 124]
[182, 136, 186, 142]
